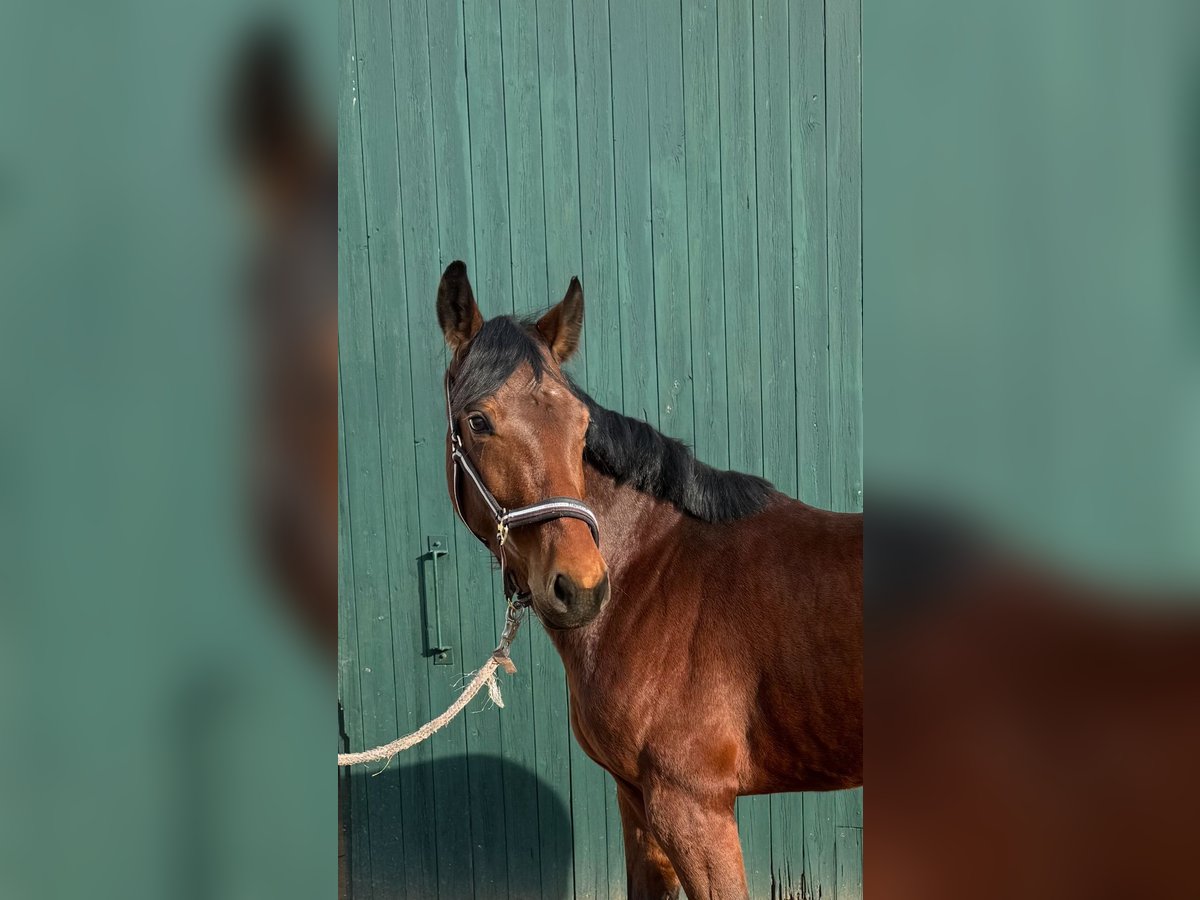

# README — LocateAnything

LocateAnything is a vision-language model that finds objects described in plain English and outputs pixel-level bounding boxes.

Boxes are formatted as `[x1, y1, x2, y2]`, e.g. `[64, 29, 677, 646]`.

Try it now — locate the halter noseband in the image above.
[444, 373, 601, 599]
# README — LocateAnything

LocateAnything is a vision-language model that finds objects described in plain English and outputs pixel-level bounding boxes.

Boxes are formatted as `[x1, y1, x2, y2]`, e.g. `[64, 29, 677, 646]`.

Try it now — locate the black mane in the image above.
[449, 315, 775, 523]
[571, 386, 774, 523]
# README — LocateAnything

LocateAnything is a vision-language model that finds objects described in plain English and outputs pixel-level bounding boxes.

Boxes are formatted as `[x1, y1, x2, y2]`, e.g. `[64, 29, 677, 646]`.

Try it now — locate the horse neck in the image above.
[585, 463, 684, 577]
[544, 465, 684, 665]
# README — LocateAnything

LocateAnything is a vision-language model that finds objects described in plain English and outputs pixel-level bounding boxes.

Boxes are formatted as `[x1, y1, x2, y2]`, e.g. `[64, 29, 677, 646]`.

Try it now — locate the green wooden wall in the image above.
[337, 0, 862, 896]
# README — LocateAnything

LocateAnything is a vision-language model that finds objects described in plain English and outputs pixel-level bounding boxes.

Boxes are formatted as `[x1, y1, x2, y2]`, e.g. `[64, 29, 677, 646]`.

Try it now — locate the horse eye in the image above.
[466, 413, 492, 435]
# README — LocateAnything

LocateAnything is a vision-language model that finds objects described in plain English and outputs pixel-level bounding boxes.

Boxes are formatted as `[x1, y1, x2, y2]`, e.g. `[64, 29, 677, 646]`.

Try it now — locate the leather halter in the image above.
[444, 373, 601, 599]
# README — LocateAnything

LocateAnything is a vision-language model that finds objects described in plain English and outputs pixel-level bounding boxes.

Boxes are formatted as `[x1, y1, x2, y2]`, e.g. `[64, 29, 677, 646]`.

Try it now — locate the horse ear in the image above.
[536, 277, 584, 363]
[437, 261, 483, 351]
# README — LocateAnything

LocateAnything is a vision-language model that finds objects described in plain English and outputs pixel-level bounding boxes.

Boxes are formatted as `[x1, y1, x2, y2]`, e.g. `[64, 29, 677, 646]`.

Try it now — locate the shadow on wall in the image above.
[341, 753, 573, 900]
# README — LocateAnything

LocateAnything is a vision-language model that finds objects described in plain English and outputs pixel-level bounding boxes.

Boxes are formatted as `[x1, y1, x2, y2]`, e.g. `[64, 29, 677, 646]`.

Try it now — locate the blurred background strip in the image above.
[0, 2, 333, 899]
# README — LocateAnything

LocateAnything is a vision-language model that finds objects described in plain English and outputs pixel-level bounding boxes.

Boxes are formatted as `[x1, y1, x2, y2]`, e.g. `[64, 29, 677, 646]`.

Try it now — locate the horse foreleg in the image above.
[616, 779, 682, 900]
[642, 781, 749, 900]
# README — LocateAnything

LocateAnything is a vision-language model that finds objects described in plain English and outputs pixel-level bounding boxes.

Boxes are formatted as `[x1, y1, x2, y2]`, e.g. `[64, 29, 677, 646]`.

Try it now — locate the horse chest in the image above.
[565, 672, 653, 783]
[556, 606, 706, 784]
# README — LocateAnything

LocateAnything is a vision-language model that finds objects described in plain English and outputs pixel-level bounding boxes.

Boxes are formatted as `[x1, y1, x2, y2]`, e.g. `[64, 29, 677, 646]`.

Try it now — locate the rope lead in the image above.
[337, 601, 526, 767]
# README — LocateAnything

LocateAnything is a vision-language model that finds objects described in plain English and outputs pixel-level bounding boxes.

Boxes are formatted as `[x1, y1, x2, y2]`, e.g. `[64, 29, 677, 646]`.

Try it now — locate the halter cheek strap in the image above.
[444, 373, 601, 599]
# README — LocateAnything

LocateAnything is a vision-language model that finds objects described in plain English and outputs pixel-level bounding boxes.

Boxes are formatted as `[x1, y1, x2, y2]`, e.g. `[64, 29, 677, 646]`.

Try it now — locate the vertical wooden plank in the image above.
[768, 793, 804, 900]
[337, 376, 374, 899]
[538, 0, 588, 388]
[530, 614, 575, 900]
[574, 0, 624, 414]
[718, 0, 762, 477]
[682, 0, 729, 468]
[754, 0, 795, 499]
[503, 0, 550, 318]
[752, 0, 799, 679]
[646, 0, 694, 445]
[465, 0, 516, 317]
[337, 15, 374, 898]
[609, 0, 659, 427]
[827, 0, 862, 515]
[428, 0, 476, 266]
[604, 781, 624, 900]
[834, 789, 864, 900]
[803, 791, 838, 900]
[792, 0, 832, 511]
[342, 0, 425, 894]
[568, 736, 610, 899]
[388, 0, 483, 896]
[736, 796, 773, 898]
[453, 543, 513, 900]
[532, 626, 575, 900]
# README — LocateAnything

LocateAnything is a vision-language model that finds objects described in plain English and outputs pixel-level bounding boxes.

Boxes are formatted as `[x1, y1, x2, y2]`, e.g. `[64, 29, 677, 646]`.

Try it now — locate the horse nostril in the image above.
[553, 573, 575, 605]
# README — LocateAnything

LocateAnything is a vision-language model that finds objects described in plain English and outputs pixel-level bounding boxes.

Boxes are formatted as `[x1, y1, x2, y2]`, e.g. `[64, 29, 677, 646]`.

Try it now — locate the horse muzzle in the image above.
[536, 570, 610, 629]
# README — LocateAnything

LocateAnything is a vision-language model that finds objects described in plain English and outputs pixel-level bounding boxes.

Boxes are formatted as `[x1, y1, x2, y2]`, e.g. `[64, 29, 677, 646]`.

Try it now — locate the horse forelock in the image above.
[448, 315, 552, 414]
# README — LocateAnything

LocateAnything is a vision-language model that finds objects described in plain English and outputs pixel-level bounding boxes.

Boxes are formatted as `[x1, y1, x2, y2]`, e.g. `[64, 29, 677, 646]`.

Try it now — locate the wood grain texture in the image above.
[647, 0, 694, 447]
[719, 0, 764, 483]
[683, 0, 729, 470]
[827, 0, 863, 517]
[609, 0, 659, 428]
[338, 0, 863, 895]
[337, 376, 373, 898]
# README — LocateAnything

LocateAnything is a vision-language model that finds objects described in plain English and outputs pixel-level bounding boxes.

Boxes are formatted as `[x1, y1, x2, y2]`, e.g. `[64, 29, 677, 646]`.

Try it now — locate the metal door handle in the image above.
[426, 536, 452, 664]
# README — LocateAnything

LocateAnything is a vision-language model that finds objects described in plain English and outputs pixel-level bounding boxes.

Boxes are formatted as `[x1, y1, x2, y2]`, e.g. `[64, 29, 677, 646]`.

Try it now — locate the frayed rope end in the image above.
[486, 671, 504, 708]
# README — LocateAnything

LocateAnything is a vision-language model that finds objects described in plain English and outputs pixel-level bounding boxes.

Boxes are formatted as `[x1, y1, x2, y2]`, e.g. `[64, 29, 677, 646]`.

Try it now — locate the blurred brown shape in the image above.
[229, 25, 337, 656]
[869, 502, 1200, 900]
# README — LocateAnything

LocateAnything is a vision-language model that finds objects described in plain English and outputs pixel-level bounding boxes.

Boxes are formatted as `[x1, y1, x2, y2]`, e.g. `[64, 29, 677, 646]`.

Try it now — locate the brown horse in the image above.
[437, 262, 863, 899]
